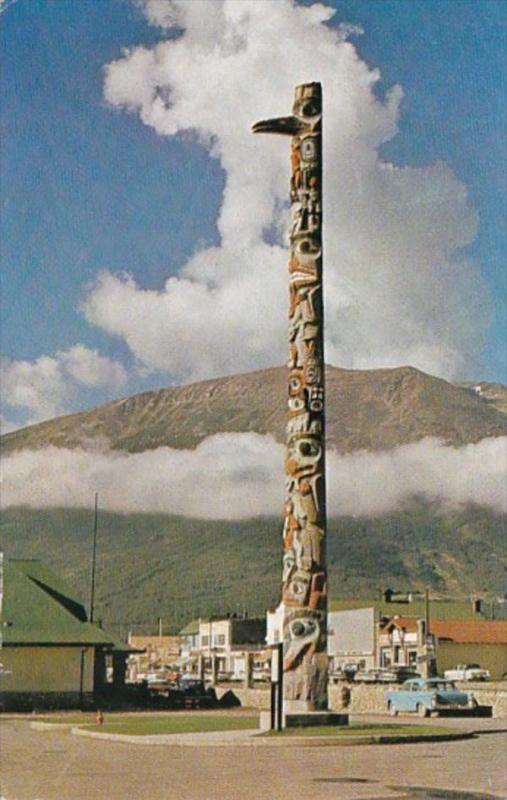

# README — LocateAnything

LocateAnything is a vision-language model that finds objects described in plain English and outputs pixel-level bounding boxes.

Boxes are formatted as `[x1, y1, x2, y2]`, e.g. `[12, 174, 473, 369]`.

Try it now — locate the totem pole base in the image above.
[283, 710, 349, 729]
[259, 709, 348, 731]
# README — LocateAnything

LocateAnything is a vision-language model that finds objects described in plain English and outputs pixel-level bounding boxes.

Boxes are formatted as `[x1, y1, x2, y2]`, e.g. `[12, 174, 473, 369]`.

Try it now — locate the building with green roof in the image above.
[0, 558, 125, 710]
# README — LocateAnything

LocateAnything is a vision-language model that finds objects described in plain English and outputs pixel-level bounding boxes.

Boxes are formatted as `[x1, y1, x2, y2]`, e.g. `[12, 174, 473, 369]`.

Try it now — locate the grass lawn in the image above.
[36, 712, 259, 734]
[262, 722, 458, 738]
[96, 714, 259, 736]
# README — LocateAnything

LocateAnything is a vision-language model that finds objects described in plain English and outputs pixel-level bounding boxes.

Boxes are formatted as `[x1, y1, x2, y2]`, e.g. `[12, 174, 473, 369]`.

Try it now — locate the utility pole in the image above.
[89, 492, 98, 623]
[253, 83, 328, 714]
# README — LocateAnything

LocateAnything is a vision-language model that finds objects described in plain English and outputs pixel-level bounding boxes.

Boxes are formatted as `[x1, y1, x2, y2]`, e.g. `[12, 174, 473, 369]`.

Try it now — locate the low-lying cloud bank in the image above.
[2, 434, 505, 518]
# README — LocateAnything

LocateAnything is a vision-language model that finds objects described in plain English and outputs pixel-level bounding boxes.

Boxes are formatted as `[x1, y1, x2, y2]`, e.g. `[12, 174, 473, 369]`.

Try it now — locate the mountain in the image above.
[1, 504, 505, 637]
[458, 381, 507, 415]
[2, 365, 506, 455]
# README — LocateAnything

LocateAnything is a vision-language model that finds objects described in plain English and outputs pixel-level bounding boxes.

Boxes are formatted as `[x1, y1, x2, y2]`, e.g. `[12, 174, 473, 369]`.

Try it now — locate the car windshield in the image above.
[425, 681, 456, 691]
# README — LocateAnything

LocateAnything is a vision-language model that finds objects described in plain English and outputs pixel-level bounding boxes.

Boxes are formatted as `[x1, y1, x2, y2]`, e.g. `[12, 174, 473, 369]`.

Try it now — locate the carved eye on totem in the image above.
[300, 99, 321, 119]
[295, 239, 321, 265]
[289, 618, 318, 640]
[300, 137, 317, 161]
[289, 374, 302, 395]
[288, 396, 306, 413]
[298, 439, 320, 458]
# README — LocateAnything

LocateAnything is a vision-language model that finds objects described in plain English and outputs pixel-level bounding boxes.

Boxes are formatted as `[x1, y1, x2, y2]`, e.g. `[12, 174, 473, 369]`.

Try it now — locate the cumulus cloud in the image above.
[82, 0, 491, 385]
[59, 344, 127, 389]
[1, 346, 127, 427]
[2, 434, 505, 518]
[0, 0, 19, 16]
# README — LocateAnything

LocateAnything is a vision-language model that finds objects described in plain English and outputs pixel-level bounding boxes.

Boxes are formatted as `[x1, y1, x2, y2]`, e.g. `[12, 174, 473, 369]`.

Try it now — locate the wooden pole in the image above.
[89, 492, 98, 623]
[253, 83, 328, 713]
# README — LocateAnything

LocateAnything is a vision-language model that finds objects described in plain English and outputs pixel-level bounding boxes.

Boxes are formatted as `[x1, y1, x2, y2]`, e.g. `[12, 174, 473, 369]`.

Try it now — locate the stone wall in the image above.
[215, 680, 507, 718]
[453, 682, 507, 719]
[329, 681, 397, 714]
[215, 685, 271, 710]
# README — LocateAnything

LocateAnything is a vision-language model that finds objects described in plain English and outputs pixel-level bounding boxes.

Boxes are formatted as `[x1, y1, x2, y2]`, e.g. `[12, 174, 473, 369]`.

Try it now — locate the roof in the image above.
[0, 560, 114, 646]
[179, 619, 200, 636]
[129, 634, 181, 650]
[329, 599, 480, 620]
[430, 620, 507, 644]
[380, 617, 420, 633]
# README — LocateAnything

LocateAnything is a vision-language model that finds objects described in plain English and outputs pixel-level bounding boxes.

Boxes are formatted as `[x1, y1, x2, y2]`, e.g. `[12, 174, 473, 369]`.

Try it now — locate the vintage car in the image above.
[169, 676, 217, 708]
[385, 677, 477, 717]
[353, 666, 419, 684]
[444, 664, 491, 682]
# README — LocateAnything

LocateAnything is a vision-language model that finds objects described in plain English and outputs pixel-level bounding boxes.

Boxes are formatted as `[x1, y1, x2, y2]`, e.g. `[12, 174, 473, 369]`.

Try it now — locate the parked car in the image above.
[354, 667, 418, 684]
[354, 669, 394, 683]
[170, 676, 216, 708]
[444, 664, 490, 682]
[385, 677, 478, 717]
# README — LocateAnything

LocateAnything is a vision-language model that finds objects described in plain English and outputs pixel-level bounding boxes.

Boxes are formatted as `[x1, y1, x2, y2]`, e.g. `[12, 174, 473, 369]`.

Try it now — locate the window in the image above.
[408, 650, 417, 666]
[201, 635, 209, 646]
[216, 634, 226, 646]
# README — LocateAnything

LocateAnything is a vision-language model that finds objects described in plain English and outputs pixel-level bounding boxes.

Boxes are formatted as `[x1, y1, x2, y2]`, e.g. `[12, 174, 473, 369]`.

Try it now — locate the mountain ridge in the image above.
[2, 364, 506, 456]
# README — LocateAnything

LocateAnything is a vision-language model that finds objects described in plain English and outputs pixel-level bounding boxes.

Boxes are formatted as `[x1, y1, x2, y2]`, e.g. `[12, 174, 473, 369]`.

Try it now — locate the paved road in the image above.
[1, 714, 506, 800]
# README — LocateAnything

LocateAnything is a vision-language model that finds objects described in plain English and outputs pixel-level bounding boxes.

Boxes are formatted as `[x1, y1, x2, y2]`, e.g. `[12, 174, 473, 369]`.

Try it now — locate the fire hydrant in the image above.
[96, 709, 104, 725]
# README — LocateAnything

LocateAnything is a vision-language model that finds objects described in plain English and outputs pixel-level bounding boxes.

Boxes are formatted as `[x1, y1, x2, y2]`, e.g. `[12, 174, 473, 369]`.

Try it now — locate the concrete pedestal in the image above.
[260, 709, 349, 731]
[284, 711, 349, 728]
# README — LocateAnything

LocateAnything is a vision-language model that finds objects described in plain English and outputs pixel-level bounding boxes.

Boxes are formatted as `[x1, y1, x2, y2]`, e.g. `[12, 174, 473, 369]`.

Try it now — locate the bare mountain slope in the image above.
[2, 365, 506, 455]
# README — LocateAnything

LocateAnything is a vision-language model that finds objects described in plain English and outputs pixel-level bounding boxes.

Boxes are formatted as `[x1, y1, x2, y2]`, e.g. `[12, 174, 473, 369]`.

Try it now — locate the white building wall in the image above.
[266, 605, 284, 645]
[328, 608, 375, 657]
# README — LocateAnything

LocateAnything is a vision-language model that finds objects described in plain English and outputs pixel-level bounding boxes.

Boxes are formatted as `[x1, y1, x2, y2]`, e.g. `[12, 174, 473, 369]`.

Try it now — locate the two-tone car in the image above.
[444, 664, 491, 682]
[385, 677, 478, 717]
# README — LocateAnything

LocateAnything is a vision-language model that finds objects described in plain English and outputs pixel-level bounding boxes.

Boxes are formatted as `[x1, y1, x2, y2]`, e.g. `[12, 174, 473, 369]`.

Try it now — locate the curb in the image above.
[70, 726, 475, 748]
[31, 721, 93, 731]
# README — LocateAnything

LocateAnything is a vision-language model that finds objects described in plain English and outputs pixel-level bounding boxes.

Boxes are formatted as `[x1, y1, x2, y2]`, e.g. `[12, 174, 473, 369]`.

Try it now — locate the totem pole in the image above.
[253, 83, 328, 713]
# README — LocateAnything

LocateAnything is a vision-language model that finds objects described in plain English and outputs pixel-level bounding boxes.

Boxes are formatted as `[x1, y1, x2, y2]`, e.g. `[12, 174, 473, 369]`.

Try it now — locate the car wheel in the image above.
[417, 703, 429, 718]
[388, 702, 398, 717]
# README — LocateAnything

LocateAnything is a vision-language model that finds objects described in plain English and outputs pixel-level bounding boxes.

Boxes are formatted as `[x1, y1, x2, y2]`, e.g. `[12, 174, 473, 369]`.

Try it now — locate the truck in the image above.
[443, 664, 490, 682]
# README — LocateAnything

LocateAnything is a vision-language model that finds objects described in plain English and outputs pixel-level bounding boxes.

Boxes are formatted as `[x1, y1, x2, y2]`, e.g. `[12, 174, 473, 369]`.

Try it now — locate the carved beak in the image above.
[251, 116, 303, 136]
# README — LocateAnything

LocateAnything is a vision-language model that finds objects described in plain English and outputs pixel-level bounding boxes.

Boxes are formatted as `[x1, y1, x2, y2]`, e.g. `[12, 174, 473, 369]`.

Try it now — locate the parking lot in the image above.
[1, 713, 506, 800]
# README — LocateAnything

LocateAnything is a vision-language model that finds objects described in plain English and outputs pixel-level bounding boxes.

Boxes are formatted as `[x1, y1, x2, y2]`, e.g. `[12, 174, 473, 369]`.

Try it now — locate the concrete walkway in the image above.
[72, 726, 259, 746]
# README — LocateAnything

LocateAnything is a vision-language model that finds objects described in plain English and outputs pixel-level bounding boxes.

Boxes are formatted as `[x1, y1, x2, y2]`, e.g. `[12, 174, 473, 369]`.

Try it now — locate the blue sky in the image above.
[1, 0, 505, 429]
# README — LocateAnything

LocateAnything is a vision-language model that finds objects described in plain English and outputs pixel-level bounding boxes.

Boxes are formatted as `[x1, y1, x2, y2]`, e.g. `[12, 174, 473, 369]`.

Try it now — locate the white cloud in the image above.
[82, 0, 491, 385]
[2, 434, 505, 518]
[327, 437, 507, 517]
[0, 0, 19, 16]
[1, 356, 69, 423]
[59, 344, 127, 388]
[1, 433, 284, 518]
[1, 346, 127, 427]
